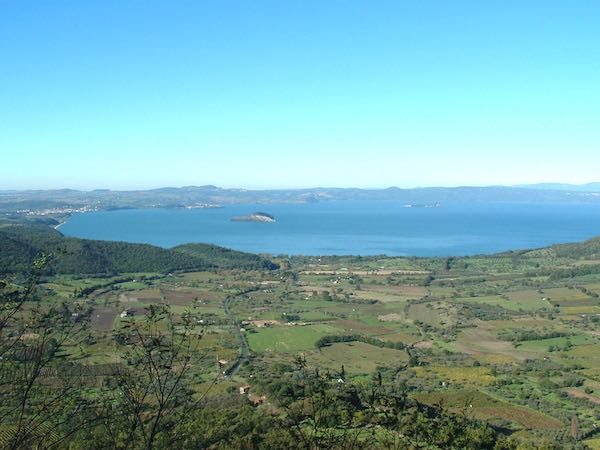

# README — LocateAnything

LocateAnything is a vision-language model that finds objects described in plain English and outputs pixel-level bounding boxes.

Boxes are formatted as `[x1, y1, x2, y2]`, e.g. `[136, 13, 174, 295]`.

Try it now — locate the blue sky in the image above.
[1, 1, 599, 190]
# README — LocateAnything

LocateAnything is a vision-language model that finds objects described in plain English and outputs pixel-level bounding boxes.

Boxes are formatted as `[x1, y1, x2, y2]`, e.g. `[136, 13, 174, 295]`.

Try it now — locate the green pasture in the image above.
[247, 324, 341, 353]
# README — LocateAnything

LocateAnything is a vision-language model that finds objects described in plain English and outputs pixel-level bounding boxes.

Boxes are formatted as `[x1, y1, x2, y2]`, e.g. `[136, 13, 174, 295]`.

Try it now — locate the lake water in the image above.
[59, 202, 600, 257]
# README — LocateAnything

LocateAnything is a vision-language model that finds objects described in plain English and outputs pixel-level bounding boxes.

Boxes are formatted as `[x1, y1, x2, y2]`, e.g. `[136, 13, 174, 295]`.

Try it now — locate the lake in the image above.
[59, 202, 600, 257]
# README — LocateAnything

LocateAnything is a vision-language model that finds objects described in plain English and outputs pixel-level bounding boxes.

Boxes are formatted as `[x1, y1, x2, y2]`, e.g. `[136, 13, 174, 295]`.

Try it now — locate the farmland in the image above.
[3, 232, 600, 448]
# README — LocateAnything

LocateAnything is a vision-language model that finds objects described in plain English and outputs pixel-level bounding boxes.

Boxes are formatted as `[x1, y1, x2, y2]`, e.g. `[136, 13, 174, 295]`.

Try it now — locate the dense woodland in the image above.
[0, 224, 278, 275]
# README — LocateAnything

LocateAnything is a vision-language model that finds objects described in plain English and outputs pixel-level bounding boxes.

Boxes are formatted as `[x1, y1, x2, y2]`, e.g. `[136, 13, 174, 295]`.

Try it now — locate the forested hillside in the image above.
[0, 224, 278, 275]
[172, 243, 279, 270]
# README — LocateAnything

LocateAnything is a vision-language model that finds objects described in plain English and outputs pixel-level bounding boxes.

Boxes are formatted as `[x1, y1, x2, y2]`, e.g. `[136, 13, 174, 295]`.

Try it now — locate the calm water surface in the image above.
[60, 202, 600, 256]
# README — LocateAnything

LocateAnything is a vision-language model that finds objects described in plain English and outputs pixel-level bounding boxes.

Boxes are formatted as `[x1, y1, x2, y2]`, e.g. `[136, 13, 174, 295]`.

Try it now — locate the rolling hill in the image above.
[0, 224, 279, 275]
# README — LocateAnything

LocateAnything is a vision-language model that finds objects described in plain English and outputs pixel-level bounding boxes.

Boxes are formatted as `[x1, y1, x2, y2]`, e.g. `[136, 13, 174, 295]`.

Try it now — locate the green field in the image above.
[308, 341, 408, 374]
[247, 324, 341, 353]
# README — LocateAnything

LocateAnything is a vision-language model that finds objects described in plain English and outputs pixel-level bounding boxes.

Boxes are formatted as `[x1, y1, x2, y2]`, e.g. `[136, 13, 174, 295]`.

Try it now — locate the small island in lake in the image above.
[231, 212, 276, 223]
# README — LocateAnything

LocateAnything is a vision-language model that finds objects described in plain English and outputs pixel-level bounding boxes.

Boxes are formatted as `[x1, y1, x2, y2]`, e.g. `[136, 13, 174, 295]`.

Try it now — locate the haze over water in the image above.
[60, 202, 600, 256]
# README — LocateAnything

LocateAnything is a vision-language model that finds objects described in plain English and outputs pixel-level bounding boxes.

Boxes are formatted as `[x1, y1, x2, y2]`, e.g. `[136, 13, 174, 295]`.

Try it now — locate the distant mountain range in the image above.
[515, 183, 600, 192]
[2, 184, 600, 215]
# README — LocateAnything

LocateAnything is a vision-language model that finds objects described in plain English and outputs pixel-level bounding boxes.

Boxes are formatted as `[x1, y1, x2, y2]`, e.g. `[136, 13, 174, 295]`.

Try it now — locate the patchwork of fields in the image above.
[24, 243, 600, 448]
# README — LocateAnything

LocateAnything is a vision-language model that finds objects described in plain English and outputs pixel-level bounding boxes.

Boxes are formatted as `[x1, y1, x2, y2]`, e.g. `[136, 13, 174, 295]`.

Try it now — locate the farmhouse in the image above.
[120, 309, 134, 318]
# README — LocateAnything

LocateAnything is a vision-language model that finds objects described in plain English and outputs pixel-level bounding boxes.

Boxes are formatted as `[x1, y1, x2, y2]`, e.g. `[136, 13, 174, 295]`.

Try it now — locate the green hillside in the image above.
[172, 243, 279, 270]
[0, 224, 278, 275]
[552, 237, 600, 259]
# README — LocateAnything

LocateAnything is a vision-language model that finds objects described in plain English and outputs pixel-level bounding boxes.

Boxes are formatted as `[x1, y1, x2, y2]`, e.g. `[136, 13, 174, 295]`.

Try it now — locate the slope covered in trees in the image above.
[0, 224, 278, 275]
[172, 243, 279, 270]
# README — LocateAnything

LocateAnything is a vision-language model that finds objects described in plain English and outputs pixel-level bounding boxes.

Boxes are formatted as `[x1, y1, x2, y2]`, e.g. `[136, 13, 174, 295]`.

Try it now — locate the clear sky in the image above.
[1, 1, 599, 190]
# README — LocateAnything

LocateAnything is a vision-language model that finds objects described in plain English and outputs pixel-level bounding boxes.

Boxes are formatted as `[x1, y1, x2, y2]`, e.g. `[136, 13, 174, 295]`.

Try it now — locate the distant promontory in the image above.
[231, 212, 276, 223]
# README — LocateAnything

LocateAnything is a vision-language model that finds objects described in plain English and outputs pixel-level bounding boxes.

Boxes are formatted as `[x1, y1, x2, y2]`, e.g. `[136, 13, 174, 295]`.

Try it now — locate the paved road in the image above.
[222, 291, 253, 377]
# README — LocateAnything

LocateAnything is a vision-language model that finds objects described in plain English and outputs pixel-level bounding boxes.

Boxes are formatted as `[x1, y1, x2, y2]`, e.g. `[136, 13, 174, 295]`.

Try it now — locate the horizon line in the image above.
[2, 181, 600, 193]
